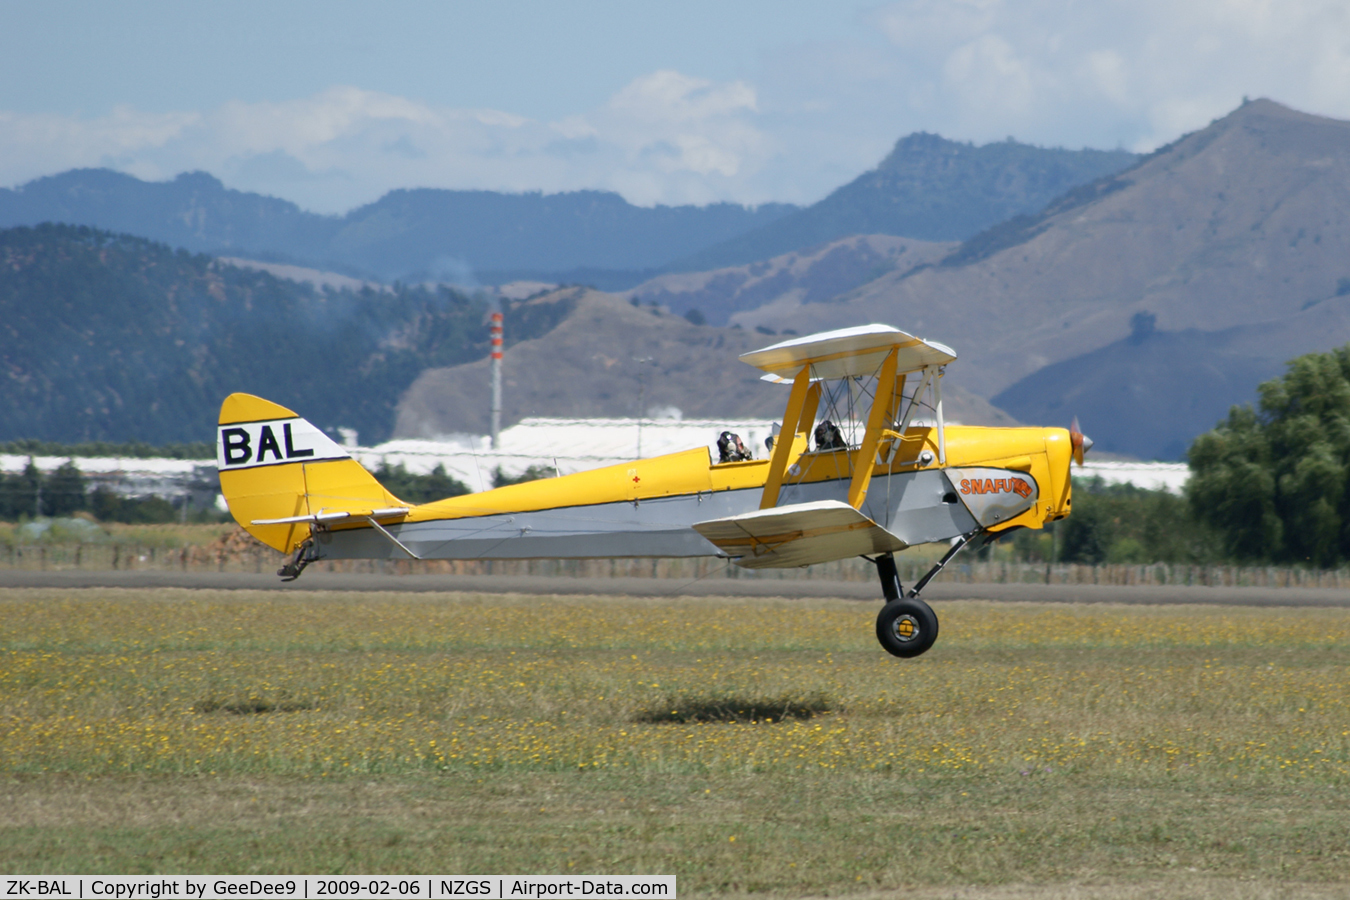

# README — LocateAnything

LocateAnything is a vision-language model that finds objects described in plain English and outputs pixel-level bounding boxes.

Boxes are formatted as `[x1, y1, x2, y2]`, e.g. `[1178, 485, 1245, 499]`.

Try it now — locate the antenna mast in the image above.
[490, 311, 503, 450]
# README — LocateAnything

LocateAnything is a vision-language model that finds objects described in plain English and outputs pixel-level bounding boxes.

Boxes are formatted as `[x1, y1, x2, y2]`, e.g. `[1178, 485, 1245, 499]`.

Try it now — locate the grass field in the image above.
[2, 588, 1350, 897]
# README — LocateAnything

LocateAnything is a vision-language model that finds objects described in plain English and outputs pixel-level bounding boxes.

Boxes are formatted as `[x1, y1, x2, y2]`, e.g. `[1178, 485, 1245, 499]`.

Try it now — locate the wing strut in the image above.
[760, 367, 814, 509]
[906, 532, 975, 598]
[847, 347, 900, 509]
[366, 516, 421, 560]
[935, 366, 946, 465]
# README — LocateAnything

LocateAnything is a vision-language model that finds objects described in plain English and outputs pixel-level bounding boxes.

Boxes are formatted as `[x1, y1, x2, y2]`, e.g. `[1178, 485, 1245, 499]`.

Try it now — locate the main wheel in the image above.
[875, 597, 939, 658]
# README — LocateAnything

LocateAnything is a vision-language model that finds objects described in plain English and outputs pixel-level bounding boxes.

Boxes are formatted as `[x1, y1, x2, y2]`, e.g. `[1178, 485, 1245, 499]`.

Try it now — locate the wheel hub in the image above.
[890, 614, 919, 642]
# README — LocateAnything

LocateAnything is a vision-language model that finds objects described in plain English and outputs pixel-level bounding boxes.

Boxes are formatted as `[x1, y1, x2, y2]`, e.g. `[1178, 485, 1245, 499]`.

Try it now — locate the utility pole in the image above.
[633, 357, 655, 458]
[30, 457, 41, 519]
[490, 311, 503, 450]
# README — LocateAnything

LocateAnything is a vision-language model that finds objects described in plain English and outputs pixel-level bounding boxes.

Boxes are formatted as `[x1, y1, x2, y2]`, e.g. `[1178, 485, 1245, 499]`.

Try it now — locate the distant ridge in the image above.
[0, 171, 796, 284]
[0, 169, 334, 261]
[0, 131, 1137, 288]
[667, 134, 1138, 272]
[624, 234, 956, 327]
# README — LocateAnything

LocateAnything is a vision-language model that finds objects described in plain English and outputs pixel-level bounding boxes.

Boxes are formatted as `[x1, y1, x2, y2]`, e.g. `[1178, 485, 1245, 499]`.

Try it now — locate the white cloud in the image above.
[941, 34, 1039, 118]
[848, 0, 1350, 152]
[608, 70, 757, 122]
[0, 76, 773, 213]
[591, 71, 766, 183]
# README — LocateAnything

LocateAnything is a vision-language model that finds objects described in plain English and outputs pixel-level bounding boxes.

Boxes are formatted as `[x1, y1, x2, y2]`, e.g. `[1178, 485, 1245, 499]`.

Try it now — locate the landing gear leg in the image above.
[877, 552, 903, 602]
[871, 533, 977, 658]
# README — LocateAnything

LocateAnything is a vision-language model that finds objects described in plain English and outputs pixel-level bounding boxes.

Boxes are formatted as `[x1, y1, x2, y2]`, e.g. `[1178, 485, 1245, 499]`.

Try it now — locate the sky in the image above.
[3, 0, 1349, 214]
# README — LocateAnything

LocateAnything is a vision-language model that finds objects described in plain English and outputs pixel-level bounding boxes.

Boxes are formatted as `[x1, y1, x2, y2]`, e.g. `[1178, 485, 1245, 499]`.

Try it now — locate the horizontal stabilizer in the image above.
[250, 507, 410, 526]
[693, 499, 907, 569]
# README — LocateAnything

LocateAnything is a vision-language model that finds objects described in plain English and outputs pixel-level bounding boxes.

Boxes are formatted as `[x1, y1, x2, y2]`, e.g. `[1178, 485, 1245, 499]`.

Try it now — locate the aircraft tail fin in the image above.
[216, 393, 406, 552]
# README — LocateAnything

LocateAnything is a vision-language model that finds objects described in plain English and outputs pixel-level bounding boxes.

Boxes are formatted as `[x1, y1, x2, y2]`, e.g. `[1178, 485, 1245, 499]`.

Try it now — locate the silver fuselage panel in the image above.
[313, 469, 978, 562]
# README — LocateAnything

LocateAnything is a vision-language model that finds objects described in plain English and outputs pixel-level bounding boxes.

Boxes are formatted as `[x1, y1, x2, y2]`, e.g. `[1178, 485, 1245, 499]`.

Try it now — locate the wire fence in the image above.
[5, 541, 1350, 590]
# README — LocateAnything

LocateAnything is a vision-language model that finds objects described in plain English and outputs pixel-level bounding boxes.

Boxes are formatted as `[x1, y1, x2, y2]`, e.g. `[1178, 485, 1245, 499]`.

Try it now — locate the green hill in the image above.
[0, 223, 562, 444]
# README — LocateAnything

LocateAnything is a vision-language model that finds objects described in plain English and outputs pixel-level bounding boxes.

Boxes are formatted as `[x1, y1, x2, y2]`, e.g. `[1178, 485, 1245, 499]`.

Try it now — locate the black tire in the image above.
[875, 597, 939, 658]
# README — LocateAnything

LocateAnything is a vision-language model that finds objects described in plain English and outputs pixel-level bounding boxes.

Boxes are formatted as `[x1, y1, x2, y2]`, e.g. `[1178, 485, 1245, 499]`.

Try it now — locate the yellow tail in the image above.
[216, 393, 404, 552]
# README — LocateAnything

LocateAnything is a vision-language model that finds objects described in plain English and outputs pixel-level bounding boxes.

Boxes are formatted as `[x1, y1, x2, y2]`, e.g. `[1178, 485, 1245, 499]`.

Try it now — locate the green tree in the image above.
[1004, 477, 1220, 565]
[492, 464, 555, 488]
[43, 460, 87, 516]
[12, 460, 41, 519]
[89, 488, 178, 524]
[371, 463, 470, 504]
[1059, 497, 1110, 564]
[0, 460, 46, 520]
[1188, 346, 1350, 565]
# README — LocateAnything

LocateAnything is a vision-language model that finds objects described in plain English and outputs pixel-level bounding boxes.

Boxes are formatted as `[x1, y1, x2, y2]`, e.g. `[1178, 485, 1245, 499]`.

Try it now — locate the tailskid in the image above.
[278, 540, 319, 582]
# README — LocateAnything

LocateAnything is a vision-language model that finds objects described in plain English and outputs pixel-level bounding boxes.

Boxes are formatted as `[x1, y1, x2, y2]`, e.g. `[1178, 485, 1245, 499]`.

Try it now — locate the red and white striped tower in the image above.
[489, 310, 504, 449]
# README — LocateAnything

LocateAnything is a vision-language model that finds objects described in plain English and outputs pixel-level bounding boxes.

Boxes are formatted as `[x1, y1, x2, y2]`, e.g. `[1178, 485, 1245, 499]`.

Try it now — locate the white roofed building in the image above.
[1074, 460, 1190, 494]
[1, 422, 1194, 507]
[352, 416, 780, 494]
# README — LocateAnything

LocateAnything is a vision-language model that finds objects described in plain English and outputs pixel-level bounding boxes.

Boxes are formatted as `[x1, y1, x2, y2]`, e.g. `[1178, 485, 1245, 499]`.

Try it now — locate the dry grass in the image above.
[0, 521, 236, 548]
[2, 588, 1349, 894]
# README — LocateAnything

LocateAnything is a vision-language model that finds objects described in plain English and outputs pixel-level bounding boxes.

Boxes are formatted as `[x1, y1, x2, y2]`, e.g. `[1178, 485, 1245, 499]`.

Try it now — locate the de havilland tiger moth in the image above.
[216, 324, 1091, 658]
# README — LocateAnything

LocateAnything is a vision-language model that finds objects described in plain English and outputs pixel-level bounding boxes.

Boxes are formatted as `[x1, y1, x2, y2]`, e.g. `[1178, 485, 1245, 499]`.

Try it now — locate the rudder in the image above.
[217, 393, 404, 552]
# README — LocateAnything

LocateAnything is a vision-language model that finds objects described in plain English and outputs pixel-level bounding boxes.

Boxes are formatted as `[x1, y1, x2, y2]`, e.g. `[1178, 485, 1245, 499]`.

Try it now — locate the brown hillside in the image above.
[393, 289, 1018, 438]
[993, 291, 1350, 459]
[621, 234, 955, 327]
[768, 99, 1350, 399]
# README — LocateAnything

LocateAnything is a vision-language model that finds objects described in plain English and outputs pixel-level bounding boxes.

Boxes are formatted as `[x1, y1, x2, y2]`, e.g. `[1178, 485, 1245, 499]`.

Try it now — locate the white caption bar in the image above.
[1, 878, 675, 900]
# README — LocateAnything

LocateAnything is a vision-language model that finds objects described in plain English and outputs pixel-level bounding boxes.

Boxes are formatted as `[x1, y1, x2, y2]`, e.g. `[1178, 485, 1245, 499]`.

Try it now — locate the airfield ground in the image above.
[2, 585, 1348, 897]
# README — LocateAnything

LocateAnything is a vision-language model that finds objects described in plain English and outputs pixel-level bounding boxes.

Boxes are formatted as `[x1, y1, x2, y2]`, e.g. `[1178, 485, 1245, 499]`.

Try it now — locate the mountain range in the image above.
[0, 134, 1136, 288]
[5, 99, 1349, 461]
[731, 99, 1350, 459]
[666, 133, 1137, 272]
[436, 98, 1350, 460]
[0, 170, 796, 285]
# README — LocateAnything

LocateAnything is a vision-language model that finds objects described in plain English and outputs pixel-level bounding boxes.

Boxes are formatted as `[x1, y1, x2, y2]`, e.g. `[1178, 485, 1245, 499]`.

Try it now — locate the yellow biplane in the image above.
[217, 324, 1090, 658]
